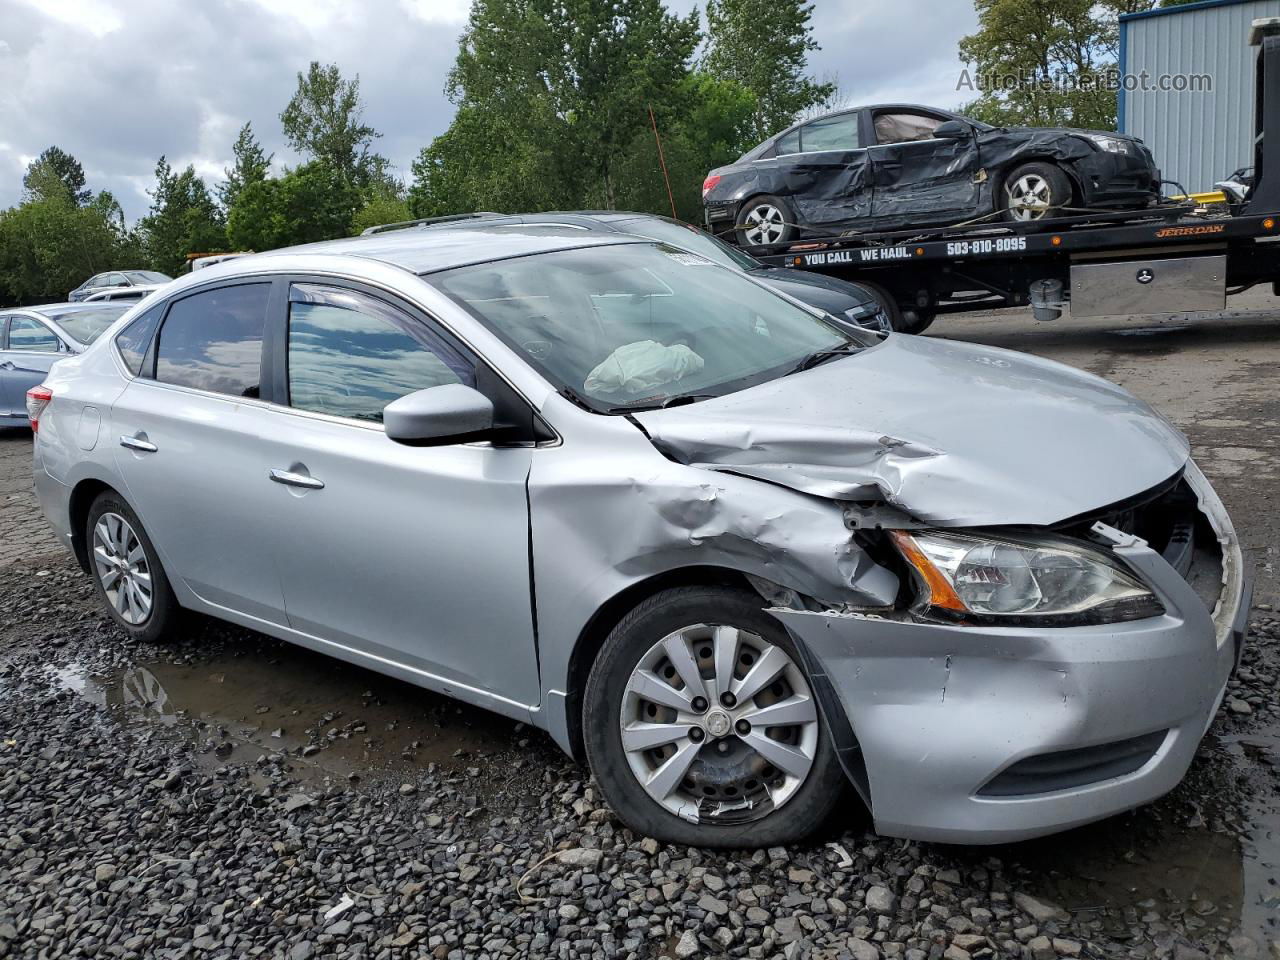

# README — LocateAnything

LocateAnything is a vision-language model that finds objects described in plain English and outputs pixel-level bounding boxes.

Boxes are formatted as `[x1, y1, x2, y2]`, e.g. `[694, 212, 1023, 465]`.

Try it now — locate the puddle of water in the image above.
[49, 637, 543, 789]
[1004, 730, 1280, 946]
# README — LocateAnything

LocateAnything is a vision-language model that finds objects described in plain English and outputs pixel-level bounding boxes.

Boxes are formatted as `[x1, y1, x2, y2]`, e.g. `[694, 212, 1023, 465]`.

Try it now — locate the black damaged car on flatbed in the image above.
[702, 104, 1162, 251]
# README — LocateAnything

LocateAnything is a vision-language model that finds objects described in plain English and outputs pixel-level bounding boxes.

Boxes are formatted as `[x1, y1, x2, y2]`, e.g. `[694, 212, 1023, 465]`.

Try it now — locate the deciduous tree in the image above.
[703, 0, 833, 143]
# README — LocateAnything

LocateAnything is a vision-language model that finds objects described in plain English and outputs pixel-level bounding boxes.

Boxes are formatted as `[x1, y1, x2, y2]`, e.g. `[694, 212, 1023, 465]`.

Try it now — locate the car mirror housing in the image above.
[383, 384, 495, 446]
[934, 120, 972, 139]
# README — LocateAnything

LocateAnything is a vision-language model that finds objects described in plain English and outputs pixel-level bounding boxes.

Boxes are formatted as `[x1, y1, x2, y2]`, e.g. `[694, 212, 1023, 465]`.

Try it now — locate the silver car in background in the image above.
[29, 226, 1248, 846]
[1, 303, 128, 424]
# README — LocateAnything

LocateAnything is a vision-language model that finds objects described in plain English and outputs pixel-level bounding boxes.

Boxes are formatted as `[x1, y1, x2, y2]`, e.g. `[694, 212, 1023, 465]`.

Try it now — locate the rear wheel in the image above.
[583, 586, 846, 848]
[736, 195, 798, 251]
[86, 491, 181, 643]
[1001, 162, 1073, 222]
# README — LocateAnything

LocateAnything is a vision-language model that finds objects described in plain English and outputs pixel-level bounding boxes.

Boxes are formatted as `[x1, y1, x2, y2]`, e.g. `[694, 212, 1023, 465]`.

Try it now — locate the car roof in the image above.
[3, 301, 130, 321]
[253, 224, 647, 275]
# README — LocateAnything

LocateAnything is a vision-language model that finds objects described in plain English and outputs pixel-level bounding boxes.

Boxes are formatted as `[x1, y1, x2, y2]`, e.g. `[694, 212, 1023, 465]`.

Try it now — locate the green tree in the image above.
[218, 123, 273, 211]
[280, 62, 389, 190]
[703, 0, 833, 143]
[351, 191, 413, 235]
[23, 146, 92, 205]
[226, 162, 361, 251]
[137, 157, 227, 274]
[957, 0, 1180, 128]
[0, 193, 131, 304]
[413, 0, 702, 215]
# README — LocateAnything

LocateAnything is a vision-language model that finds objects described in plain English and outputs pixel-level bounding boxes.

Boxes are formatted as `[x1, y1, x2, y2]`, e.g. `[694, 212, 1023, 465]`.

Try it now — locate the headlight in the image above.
[1086, 134, 1132, 155]
[889, 530, 1163, 624]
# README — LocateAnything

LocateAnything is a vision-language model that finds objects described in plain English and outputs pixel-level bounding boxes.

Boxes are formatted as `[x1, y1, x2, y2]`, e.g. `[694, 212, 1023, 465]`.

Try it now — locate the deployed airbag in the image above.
[585, 341, 705, 396]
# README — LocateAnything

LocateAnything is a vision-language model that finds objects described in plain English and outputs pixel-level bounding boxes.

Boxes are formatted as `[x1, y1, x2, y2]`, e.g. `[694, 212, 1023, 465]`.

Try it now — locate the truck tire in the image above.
[1001, 162, 1073, 222]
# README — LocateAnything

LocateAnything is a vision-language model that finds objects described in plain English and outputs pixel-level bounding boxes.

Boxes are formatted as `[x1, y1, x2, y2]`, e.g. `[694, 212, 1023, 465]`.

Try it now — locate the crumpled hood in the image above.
[633, 335, 1189, 527]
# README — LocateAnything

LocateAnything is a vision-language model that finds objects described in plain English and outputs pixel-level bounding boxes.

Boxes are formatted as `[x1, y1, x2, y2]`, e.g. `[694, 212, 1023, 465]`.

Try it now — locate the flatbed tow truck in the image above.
[739, 24, 1280, 335]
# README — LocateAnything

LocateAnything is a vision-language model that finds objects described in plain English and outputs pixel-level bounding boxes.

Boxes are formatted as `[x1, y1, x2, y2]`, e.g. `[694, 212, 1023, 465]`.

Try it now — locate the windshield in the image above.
[616, 219, 760, 271]
[125, 271, 170, 283]
[47, 305, 128, 344]
[433, 242, 863, 412]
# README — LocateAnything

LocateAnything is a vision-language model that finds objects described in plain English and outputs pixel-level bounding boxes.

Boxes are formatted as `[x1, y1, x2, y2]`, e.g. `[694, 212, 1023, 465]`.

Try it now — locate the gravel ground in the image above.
[5, 298, 1280, 960]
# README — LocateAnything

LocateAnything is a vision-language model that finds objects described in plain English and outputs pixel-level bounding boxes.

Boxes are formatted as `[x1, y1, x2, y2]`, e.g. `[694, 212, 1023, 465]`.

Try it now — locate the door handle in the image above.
[119, 435, 158, 453]
[269, 468, 324, 490]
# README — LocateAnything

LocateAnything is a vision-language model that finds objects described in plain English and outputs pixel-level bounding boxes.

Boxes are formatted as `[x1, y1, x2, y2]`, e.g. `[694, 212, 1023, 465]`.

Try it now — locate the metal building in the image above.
[1120, 0, 1280, 193]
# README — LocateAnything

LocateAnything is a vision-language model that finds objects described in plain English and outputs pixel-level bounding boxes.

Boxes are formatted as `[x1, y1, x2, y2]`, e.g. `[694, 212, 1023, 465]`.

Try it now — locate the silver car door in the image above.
[2, 315, 66, 419]
[109, 280, 288, 625]
[256, 281, 541, 711]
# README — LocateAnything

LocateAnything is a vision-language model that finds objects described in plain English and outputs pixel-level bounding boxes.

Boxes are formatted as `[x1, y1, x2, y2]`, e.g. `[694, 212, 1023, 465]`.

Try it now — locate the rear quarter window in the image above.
[114, 305, 164, 376]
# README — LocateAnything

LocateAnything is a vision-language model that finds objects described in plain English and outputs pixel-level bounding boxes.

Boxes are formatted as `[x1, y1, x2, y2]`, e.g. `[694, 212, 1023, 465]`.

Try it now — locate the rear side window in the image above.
[799, 114, 861, 151]
[286, 284, 473, 423]
[115, 305, 164, 376]
[155, 283, 270, 398]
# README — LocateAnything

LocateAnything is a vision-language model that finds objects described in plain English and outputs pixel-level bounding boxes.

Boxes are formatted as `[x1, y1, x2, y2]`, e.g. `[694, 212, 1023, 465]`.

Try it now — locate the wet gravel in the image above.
[4, 554, 1280, 960]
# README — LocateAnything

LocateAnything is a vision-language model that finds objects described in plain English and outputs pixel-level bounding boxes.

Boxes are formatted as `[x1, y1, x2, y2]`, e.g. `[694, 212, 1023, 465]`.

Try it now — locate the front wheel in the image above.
[583, 586, 846, 848]
[1001, 162, 1073, 222]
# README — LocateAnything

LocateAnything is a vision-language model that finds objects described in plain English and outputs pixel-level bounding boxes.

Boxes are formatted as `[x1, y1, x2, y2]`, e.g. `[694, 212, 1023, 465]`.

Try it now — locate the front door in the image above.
[110, 280, 288, 625]
[1, 315, 66, 420]
[257, 281, 541, 712]
[868, 110, 982, 223]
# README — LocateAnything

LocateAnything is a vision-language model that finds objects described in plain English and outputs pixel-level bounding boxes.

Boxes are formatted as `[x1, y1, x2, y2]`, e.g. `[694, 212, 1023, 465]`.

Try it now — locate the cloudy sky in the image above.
[0, 0, 978, 222]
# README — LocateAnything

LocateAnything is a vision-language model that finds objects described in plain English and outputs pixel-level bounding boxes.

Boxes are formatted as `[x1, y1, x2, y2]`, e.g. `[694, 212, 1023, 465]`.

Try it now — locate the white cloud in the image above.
[0, 0, 982, 222]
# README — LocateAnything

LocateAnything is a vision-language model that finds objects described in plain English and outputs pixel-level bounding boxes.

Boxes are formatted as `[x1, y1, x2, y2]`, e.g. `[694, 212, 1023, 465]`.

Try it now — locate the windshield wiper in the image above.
[607, 393, 719, 414]
[787, 343, 863, 376]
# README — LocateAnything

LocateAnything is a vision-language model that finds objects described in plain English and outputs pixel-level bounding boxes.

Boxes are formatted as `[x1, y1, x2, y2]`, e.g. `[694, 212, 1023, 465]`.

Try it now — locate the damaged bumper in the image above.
[773, 465, 1249, 845]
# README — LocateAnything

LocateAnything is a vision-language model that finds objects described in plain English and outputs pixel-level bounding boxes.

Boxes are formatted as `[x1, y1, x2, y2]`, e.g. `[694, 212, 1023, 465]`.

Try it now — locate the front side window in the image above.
[7, 317, 61, 352]
[287, 284, 473, 423]
[800, 114, 861, 152]
[874, 112, 945, 144]
[154, 283, 269, 397]
[433, 243, 860, 412]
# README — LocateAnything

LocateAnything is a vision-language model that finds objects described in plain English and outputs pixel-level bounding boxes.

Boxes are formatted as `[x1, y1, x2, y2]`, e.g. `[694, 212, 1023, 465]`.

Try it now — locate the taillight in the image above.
[26, 386, 52, 433]
[702, 174, 722, 198]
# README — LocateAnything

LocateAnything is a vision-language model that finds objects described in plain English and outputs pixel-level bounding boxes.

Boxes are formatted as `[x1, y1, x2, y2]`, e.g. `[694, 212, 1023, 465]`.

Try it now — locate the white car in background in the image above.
[84, 283, 167, 304]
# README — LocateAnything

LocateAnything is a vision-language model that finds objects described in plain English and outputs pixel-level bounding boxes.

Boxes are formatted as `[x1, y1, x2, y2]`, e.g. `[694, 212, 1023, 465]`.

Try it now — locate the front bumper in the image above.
[1074, 146, 1161, 207]
[775, 464, 1249, 844]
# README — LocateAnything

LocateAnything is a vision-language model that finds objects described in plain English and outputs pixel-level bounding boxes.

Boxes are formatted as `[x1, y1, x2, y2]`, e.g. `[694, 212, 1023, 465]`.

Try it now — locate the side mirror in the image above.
[934, 120, 972, 139]
[383, 383, 494, 446]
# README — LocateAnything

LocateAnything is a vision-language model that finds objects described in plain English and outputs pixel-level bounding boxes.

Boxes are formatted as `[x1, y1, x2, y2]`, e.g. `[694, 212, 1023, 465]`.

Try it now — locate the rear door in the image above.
[776, 112, 873, 226]
[867, 109, 982, 222]
[110, 280, 288, 625]
[254, 280, 541, 711]
[0, 314, 68, 420]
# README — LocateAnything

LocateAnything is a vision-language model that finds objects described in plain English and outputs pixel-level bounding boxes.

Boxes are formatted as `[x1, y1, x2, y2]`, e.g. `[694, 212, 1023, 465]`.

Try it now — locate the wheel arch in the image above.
[68, 477, 117, 573]
[996, 156, 1083, 207]
[561, 564, 753, 764]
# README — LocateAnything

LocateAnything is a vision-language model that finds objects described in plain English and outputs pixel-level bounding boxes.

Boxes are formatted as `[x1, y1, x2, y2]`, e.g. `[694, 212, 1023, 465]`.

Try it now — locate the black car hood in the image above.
[748, 267, 878, 313]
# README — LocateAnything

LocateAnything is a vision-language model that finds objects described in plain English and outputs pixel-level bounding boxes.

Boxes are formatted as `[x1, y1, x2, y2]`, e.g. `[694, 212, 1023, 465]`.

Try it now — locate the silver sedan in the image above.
[29, 227, 1249, 847]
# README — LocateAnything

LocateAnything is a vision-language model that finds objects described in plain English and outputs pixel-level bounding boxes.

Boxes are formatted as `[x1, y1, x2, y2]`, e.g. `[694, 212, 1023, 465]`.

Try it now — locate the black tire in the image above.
[901, 309, 937, 335]
[85, 490, 182, 643]
[1000, 161, 1074, 222]
[856, 280, 917, 334]
[583, 585, 848, 848]
[736, 194, 799, 252]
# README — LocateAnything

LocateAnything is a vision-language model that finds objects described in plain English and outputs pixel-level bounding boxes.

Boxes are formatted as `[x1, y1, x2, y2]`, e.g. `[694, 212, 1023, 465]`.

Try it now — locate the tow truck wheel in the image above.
[1001, 162, 1073, 222]
[737, 195, 798, 252]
